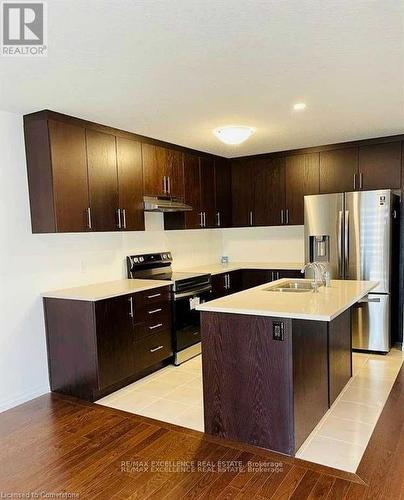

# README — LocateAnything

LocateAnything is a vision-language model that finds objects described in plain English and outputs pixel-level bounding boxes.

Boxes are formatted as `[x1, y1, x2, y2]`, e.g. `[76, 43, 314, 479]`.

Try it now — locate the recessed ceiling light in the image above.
[293, 102, 307, 111]
[213, 126, 256, 145]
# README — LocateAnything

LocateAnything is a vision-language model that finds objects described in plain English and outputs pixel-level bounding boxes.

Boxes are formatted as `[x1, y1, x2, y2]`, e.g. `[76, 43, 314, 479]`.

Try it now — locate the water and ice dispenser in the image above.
[308, 235, 330, 263]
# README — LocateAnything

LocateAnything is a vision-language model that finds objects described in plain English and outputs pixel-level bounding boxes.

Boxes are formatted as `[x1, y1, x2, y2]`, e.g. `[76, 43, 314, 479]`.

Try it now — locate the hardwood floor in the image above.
[0, 367, 402, 499]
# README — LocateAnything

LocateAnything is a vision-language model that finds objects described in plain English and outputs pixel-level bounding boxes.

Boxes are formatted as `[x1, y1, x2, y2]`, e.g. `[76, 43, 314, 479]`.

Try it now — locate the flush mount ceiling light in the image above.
[293, 102, 307, 111]
[213, 126, 256, 145]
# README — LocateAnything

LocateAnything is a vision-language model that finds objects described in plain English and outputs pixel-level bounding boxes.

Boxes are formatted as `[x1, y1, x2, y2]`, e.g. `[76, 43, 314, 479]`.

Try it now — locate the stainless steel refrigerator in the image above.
[304, 189, 399, 353]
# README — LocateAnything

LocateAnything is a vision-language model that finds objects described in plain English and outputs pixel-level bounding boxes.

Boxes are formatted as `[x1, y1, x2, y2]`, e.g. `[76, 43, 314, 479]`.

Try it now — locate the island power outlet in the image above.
[272, 321, 284, 341]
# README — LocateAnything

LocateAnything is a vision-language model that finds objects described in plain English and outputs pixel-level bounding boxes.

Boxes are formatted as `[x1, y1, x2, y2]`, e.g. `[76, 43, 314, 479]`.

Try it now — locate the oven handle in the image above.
[173, 285, 212, 300]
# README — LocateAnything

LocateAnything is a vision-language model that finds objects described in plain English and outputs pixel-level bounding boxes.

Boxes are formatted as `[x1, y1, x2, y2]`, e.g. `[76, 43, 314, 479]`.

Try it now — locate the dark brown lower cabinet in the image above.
[201, 309, 352, 455]
[241, 269, 272, 289]
[43, 286, 172, 401]
[211, 270, 242, 298]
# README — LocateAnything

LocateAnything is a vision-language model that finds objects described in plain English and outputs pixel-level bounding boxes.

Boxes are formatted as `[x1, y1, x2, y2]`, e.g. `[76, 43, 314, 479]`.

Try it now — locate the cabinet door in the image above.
[242, 269, 272, 290]
[231, 159, 253, 227]
[116, 137, 144, 231]
[227, 270, 242, 294]
[142, 143, 168, 196]
[183, 153, 202, 229]
[253, 157, 286, 226]
[86, 129, 119, 231]
[167, 148, 184, 199]
[285, 153, 319, 225]
[214, 157, 232, 228]
[48, 120, 90, 232]
[200, 157, 216, 228]
[319, 147, 358, 194]
[95, 295, 135, 389]
[211, 273, 227, 299]
[359, 142, 401, 190]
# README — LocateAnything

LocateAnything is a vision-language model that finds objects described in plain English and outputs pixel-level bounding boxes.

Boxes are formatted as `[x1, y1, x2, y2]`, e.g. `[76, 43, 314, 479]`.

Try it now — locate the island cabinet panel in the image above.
[86, 129, 119, 232]
[328, 308, 352, 405]
[116, 137, 145, 231]
[291, 319, 329, 451]
[201, 312, 295, 455]
[319, 146, 358, 194]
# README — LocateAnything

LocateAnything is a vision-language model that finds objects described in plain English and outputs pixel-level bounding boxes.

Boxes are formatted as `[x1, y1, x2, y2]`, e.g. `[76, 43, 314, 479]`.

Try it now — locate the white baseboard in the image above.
[0, 385, 50, 413]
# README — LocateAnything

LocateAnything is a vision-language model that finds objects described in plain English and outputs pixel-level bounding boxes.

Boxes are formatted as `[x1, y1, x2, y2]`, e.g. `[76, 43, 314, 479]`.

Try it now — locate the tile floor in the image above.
[97, 348, 403, 473]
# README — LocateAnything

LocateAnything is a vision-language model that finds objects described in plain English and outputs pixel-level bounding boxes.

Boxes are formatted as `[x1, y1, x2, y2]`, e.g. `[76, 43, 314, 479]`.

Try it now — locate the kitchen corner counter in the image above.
[177, 261, 304, 275]
[197, 279, 378, 321]
[42, 279, 172, 302]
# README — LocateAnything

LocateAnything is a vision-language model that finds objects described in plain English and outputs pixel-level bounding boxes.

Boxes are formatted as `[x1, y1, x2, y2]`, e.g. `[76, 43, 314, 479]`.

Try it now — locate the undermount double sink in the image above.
[264, 280, 322, 293]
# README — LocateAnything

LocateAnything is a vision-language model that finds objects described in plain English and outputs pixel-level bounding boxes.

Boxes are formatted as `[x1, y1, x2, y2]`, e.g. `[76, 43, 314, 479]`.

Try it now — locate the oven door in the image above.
[172, 286, 212, 352]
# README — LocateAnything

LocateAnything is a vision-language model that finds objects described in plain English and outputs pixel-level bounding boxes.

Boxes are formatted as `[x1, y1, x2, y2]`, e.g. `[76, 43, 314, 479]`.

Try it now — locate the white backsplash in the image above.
[222, 225, 305, 263]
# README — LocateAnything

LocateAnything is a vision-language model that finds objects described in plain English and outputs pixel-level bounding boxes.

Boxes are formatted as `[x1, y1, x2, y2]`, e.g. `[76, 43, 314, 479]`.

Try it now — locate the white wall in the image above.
[0, 109, 304, 412]
[222, 226, 304, 263]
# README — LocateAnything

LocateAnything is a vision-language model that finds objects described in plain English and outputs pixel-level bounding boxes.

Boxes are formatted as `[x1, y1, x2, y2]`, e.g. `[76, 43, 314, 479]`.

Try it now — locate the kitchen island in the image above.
[196, 279, 377, 456]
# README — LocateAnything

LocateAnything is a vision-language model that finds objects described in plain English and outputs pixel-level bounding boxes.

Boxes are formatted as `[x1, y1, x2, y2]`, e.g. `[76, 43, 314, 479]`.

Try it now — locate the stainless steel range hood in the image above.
[144, 196, 193, 212]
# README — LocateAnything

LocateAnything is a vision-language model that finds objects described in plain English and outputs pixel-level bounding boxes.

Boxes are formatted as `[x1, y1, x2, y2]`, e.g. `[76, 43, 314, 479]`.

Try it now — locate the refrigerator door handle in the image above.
[344, 210, 349, 277]
[338, 210, 343, 278]
[358, 296, 381, 304]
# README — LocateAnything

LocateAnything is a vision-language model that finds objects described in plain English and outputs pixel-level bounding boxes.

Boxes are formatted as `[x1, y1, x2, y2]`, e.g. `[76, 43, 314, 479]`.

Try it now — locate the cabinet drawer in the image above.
[134, 309, 172, 340]
[134, 330, 173, 373]
[135, 301, 171, 324]
[135, 286, 171, 307]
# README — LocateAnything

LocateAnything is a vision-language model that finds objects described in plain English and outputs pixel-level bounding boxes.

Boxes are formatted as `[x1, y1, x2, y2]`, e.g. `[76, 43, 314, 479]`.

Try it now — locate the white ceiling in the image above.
[1, 0, 403, 158]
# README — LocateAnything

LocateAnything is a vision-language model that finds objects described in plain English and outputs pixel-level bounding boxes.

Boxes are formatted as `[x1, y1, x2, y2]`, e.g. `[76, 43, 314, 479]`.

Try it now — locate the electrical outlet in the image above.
[273, 321, 284, 341]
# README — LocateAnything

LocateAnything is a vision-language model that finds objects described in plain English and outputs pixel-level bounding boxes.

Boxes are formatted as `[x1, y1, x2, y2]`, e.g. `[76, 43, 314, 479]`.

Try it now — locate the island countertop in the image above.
[196, 279, 378, 321]
[42, 279, 172, 302]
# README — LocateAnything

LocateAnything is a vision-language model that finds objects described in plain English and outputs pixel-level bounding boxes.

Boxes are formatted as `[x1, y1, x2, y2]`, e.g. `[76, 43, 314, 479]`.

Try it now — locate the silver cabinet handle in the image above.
[277, 271, 280, 280]
[271, 271, 275, 281]
[116, 208, 122, 229]
[359, 172, 363, 190]
[338, 210, 343, 278]
[224, 273, 228, 289]
[285, 209, 289, 225]
[216, 211, 221, 227]
[167, 176, 171, 194]
[148, 308, 162, 314]
[87, 207, 92, 230]
[199, 212, 204, 227]
[128, 297, 134, 318]
[122, 208, 127, 229]
[147, 293, 161, 299]
[228, 273, 231, 289]
[150, 345, 164, 353]
[249, 211, 253, 226]
[149, 323, 163, 330]
[163, 176, 167, 193]
[281, 209, 284, 225]
[353, 173, 357, 190]
[344, 210, 349, 277]
[203, 212, 207, 227]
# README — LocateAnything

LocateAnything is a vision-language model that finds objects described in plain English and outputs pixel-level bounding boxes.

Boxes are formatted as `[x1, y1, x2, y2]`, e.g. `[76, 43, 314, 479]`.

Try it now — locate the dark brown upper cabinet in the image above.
[183, 153, 202, 229]
[200, 157, 216, 228]
[116, 137, 145, 231]
[358, 142, 402, 190]
[142, 144, 184, 199]
[285, 153, 319, 225]
[231, 159, 253, 227]
[214, 157, 232, 228]
[319, 147, 358, 194]
[24, 117, 90, 233]
[253, 157, 286, 226]
[86, 129, 119, 232]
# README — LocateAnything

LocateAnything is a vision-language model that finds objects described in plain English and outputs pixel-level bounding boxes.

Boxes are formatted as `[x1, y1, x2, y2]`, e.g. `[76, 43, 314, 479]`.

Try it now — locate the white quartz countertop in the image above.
[196, 279, 378, 321]
[178, 261, 304, 275]
[42, 279, 172, 302]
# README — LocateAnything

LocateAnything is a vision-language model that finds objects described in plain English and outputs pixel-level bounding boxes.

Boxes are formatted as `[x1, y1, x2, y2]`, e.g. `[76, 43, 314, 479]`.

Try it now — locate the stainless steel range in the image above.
[127, 252, 212, 365]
